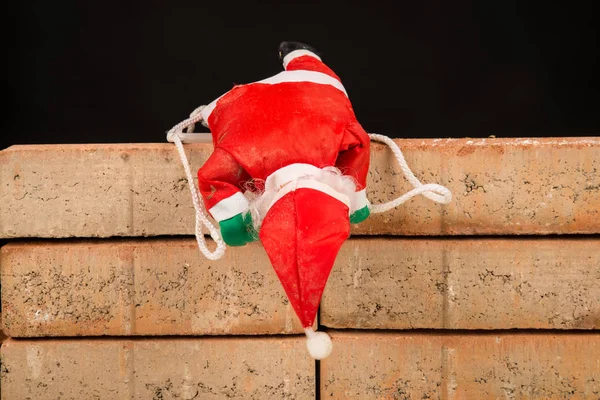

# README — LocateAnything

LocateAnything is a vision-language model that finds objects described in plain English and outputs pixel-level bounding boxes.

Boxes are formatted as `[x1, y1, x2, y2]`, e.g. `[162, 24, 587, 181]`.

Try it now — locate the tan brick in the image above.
[1, 336, 314, 399]
[322, 238, 600, 330]
[1, 239, 305, 337]
[1, 138, 598, 238]
[362, 137, 600, 235]
[321, 332, 600, 399]
[0, 143, 205, 239]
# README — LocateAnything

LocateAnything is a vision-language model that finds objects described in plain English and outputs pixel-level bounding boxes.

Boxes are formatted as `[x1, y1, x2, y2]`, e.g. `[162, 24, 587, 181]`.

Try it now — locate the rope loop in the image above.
[367, 133, 452, 213]
[166, 107, 226, 260]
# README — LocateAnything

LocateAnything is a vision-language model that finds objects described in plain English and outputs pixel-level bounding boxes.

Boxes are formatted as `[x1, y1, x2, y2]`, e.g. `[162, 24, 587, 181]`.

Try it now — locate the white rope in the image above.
[166, 107, 226, 260]
[368, 133, 452, 214]
[166, 107, 206, 142]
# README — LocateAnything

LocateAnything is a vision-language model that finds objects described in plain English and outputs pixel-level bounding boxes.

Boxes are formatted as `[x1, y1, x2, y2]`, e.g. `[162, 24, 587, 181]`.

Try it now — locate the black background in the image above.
[3, 1, 598, 151]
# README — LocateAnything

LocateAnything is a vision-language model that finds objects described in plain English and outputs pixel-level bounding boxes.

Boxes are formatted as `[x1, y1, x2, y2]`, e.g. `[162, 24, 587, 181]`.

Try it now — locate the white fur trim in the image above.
[248, 165, 357, 233]
[282, 49, 322, 69]
[208, 192, 250, 222]
[350, 189, 369, 212]
[268, 179, 351, 212]
[264, 163, 352, 212]
[304, 328, 333, 360]
[264, 163, 323, 192]
[257, 71, 347, 97]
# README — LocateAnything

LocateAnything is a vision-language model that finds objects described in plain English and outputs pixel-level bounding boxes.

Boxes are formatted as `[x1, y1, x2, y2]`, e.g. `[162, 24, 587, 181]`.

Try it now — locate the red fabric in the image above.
[335, 120, 371, 191]
[196, 58, 370, 329]
[198, 79, 370, 213]
[259, 188, 350, 327]
[197, 147, 251, 210]
[285, 55, 342, 81]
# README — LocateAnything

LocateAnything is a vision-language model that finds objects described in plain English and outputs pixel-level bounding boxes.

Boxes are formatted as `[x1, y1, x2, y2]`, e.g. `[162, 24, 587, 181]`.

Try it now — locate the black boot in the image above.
[278, 41, 319, 64]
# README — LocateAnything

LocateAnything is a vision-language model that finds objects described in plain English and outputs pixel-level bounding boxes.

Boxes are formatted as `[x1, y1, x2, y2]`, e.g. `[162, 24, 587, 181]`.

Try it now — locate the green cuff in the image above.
[350, 205, 370, 224]
[219, 212, 258, 246]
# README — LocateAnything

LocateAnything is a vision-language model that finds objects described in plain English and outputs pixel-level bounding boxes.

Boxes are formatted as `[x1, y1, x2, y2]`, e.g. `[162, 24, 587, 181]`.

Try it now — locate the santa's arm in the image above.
[336, 120, 371, 224]
[197, 147, 256, 246]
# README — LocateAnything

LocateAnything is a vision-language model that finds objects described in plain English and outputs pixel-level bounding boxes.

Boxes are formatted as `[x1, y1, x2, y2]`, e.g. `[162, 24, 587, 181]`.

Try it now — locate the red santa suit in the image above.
[196, 49, 370, 357]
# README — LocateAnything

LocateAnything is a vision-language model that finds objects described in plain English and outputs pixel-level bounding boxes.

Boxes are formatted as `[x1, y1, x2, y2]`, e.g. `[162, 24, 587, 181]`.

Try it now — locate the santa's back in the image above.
[207, 76, 358, 181]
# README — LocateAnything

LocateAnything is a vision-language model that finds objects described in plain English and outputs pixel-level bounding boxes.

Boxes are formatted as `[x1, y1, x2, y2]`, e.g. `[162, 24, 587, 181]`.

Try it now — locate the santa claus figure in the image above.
[167, 41, 451, 359]
[196, 41, 369, 359]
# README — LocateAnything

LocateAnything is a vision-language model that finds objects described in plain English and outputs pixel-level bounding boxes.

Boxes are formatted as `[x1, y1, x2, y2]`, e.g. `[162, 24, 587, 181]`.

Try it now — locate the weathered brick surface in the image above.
[322, 237, 600, 330]
[1, 337, 314, 399]
[1, 239, 305, 337]
[321, 332, 600, 399]
[4, 237, 600, 337]
[1, 138, 598, 238]
[0, 143, 201, 239]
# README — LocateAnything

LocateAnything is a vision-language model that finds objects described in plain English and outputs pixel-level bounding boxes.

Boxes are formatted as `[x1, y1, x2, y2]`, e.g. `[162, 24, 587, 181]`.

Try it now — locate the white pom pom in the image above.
[305, 328, 333, 360]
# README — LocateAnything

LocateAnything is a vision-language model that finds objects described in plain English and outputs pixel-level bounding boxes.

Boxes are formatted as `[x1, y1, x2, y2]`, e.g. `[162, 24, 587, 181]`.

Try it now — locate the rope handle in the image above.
[166, 106, 213, 144]
[367, 133, 452, 213]
[166, 106, 226, 260]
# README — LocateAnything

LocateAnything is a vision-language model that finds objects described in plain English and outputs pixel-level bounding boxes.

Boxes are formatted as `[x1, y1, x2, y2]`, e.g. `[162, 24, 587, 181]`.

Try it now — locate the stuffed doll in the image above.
[167, 42, 451, 359]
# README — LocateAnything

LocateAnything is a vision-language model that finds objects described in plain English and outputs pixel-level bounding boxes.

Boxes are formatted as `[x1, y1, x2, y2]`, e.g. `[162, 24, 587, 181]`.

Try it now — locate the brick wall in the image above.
[1, 138, 599, 399]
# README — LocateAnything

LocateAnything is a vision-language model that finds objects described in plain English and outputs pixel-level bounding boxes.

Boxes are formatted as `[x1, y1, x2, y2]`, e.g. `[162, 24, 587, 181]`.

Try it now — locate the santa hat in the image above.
[258, 165, 353, 359]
